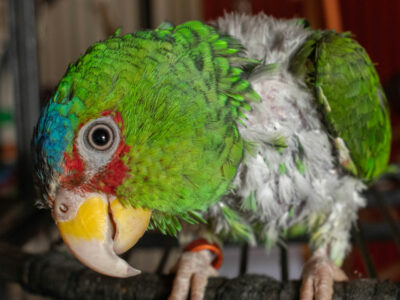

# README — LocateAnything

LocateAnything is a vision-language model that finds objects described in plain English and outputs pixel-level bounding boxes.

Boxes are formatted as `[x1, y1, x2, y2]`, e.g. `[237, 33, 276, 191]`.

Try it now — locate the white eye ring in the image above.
[87, 123, 114, 151]
[77, 116, 121, 168]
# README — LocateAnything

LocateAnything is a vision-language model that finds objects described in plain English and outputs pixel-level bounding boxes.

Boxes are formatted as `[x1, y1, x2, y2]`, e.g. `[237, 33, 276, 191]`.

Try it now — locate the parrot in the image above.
[32, 13, 391, 300]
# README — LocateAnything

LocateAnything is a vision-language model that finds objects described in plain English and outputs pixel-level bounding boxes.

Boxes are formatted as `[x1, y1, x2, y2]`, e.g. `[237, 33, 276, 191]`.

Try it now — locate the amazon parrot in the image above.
[32, 14, 391, 300]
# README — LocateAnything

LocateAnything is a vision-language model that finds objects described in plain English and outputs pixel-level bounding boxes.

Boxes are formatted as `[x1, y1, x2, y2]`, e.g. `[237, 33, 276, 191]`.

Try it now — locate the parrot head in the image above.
[32, 21, 259, 277]
[33, 83, 152, 277]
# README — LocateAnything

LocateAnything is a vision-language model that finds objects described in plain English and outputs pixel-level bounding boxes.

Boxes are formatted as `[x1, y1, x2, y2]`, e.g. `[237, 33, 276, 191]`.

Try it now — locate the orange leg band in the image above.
[184, 238, 223, 270]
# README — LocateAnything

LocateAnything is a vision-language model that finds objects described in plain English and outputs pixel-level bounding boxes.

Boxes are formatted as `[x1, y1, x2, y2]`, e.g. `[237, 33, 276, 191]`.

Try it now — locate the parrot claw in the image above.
[300, 249, 348, 300]
[168, 250, 218, 300]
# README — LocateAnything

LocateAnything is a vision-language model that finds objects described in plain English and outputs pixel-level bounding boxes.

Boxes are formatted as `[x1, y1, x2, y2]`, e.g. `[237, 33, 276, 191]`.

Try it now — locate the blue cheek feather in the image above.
[34, 99, 75, 173]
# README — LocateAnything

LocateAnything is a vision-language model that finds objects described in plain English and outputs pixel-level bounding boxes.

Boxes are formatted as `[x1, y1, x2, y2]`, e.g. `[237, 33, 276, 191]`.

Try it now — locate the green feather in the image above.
[220, 204, 253, 241]
[290, 31, 391, 181]
[296, 157, 306, 175]
[51, 21, 259, 235]
[242, 191, 257, 212]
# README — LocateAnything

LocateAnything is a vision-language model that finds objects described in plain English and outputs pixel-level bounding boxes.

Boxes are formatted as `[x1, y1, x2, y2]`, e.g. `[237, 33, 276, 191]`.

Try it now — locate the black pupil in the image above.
[92, 128, 109, 146]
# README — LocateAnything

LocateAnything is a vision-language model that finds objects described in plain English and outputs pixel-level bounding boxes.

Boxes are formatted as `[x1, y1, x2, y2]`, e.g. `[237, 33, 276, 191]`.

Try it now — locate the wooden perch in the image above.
[0, 242, 399, 300]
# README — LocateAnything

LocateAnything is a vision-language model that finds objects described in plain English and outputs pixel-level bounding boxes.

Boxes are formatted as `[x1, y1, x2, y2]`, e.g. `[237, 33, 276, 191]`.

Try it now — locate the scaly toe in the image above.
[300, 249, 348, 300]
[169, 250, 218, 300]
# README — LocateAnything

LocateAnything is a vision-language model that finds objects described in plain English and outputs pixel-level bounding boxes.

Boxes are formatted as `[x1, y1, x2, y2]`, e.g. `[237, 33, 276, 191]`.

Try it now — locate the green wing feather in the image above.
[291, 31, 391, 181]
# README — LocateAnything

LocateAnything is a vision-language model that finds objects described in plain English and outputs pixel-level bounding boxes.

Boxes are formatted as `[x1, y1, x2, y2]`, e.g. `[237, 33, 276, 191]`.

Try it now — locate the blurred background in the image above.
[0, 0, 399, 299]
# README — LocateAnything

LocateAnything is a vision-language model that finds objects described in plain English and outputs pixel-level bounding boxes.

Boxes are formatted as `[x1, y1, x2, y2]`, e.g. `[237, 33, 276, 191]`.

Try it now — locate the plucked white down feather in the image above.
[198, 14, 366, 264]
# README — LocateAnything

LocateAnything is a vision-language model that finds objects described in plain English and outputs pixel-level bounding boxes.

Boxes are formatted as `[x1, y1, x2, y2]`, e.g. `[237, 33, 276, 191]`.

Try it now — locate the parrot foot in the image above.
[168, 249, 218, 300]
[300, 249, 348, 300]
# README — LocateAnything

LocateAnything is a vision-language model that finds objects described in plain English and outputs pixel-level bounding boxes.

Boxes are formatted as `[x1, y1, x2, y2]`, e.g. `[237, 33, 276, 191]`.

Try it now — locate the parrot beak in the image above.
[53, 190, 151, 278]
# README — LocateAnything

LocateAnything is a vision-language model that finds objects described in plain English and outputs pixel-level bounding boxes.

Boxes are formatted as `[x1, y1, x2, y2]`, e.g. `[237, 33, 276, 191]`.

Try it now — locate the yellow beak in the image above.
[53, 191, 151, 278]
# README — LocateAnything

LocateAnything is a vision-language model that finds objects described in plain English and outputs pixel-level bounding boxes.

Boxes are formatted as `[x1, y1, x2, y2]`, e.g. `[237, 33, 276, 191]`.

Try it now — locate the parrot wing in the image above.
[290, 31, 391, 181]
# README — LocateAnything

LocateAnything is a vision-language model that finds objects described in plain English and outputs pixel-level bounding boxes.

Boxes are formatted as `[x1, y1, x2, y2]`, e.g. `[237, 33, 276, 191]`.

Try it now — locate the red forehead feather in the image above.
[62, 144, 84, 184]
[102, 110, 124, 131]
[61, 110, 129, 194]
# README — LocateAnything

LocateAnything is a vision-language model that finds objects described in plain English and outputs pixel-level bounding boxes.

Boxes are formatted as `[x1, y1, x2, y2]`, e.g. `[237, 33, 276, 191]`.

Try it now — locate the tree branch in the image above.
[0, 242, 399, 299]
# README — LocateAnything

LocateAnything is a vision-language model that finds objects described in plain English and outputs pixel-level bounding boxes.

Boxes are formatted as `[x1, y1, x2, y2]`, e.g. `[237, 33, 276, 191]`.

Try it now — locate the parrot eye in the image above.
[77, 116, 121, 168]
[88, 124, 114, 151]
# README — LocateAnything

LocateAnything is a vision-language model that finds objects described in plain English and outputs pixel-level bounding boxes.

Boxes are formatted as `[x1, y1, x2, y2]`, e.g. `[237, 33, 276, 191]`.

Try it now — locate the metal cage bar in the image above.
[8, 0, 40, 203]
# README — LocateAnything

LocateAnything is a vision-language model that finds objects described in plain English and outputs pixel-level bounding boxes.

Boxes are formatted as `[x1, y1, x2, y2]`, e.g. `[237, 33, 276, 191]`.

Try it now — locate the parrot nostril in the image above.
[59, 203, 68, 213]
